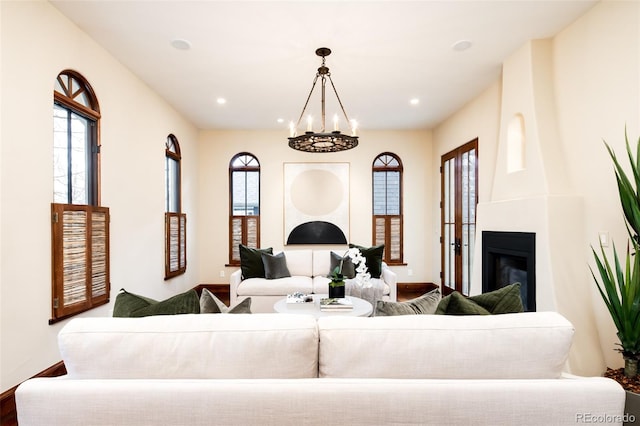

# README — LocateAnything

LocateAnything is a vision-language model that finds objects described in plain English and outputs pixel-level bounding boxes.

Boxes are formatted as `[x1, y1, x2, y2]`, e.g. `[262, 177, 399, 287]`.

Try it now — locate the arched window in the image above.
[372, 152, 403, 264]
[165, 134, 186, 279]
[229, 153, 260, 264]
[51, 70, 109, 322]
[166, 134, 182, 213]
[53, 69, 100, 205]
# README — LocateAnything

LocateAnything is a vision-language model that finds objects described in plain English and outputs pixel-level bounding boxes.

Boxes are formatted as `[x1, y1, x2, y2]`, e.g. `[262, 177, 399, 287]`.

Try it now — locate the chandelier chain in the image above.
[327, 74, 353, 132]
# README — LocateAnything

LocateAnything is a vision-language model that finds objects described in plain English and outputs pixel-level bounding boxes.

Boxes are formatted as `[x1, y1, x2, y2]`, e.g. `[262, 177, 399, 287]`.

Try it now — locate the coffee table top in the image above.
[273, 294, 373, 318]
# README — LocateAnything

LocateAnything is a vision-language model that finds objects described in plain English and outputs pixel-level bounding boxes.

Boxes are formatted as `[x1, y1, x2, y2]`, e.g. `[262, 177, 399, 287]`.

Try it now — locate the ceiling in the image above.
[50, 0, 598, 132]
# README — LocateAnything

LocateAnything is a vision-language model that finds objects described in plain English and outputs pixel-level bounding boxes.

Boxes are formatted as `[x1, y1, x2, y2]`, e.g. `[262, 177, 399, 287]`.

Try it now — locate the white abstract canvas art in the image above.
[283, 163, 349, 245]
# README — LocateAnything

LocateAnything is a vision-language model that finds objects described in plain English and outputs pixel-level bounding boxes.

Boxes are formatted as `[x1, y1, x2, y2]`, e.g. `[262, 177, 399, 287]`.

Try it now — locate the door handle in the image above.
[453, 238, 461, 255]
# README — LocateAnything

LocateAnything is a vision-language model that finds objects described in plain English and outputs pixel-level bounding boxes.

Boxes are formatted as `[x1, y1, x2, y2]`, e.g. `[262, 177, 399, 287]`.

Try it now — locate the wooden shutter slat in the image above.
[390, 216, 402, 261]
[230, 217, 243, 262]
[246, 217, 258, 248]
[62, 210, 88, 307]
[91, 210, 108, 297]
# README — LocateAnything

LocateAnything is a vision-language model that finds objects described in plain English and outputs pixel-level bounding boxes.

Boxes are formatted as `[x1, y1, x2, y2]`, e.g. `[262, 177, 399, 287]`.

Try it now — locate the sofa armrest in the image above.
[381, 262, 397, 301]
[229, 269, 242, 305]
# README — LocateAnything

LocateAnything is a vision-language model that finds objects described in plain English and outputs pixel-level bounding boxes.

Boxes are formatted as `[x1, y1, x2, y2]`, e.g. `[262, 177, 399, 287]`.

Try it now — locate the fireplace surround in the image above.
[482, 231, 536, 311]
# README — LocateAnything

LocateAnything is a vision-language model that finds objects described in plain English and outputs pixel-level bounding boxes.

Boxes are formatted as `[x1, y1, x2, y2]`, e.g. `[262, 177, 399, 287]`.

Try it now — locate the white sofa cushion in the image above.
[318, 312, 573, 379]
[312, 275, 331, 294]
[283, 249, 312, 276]
[59, 314, 319, 379]
[237, 276, 313, 295]
[312, 249, 334, 277]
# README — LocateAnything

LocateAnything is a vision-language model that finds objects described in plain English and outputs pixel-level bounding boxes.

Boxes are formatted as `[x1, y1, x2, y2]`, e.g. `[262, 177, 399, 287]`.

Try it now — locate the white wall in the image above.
[552, 0, 640, 369]
[432, 0, 640, 374]
[431, 81, 503, 284]
[197, 129, 432, 285]
[0, 0, 199, 392]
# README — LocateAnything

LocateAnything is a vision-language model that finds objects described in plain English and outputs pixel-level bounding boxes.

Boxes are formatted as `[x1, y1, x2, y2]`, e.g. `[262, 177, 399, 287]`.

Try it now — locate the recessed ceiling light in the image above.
[410, 98, 420, 106]
[170, 39, 191, 51]
[216, 98, 226, 105]
[452, 39, 472, 52]
[277, 118, 284, 124]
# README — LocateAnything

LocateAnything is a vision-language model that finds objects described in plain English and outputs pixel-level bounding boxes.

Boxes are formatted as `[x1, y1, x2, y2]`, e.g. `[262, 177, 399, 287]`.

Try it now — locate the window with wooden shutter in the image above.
[229, 153, 260, 264]
[51, 204, 110, 322]
[51, 70, 108, 323]
[372, 153, 404, 265]
[165, 134, 186, 279]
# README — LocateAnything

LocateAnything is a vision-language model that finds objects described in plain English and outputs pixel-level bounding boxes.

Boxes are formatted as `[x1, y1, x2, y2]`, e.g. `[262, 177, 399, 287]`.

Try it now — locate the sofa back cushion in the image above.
[318, 312, 573, 379]
[312, 249, 333, 277]
[59, 314, 318, 379]
[283, 249, 313, 276]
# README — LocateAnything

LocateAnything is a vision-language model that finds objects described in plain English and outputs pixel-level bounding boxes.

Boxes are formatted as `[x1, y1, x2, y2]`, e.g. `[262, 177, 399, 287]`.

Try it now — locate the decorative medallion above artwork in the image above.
[284, 163, 349, 244]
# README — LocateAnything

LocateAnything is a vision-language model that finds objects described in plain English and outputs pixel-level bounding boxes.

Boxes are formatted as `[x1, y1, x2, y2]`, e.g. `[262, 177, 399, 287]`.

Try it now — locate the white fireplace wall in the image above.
[434, 1, 640, 377]
[470, 39, 604, 375]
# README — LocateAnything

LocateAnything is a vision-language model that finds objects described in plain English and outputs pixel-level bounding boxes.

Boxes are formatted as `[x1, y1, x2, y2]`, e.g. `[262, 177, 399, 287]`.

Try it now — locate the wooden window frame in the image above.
[165, 134, 186, 279]
[372, 152, 404, 265]
[228, 153, 260, 265]
[166, 134, 182, 213]
[51, 70, 107, 323]
[53, 70, 101, 206]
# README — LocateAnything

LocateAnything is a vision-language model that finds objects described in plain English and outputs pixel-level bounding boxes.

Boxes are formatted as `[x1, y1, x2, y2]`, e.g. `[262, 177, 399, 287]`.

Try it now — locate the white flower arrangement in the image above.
[343, 247, 371, 288]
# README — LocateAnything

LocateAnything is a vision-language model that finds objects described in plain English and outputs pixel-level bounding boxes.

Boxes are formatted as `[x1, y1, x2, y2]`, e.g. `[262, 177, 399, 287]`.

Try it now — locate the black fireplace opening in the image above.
[482, 231, 536, 312]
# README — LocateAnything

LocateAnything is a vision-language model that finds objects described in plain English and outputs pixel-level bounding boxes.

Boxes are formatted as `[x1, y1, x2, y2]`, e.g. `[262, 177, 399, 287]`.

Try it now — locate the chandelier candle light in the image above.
[288, 47, 359, 153]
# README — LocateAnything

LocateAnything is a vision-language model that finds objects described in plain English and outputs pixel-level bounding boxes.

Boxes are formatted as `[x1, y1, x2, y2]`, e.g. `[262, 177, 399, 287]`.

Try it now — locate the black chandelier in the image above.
[288, 47, 359, 153]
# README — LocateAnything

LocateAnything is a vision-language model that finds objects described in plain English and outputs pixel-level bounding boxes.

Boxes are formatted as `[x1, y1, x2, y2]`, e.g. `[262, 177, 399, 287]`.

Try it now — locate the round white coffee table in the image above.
[273, 294, 373, 318]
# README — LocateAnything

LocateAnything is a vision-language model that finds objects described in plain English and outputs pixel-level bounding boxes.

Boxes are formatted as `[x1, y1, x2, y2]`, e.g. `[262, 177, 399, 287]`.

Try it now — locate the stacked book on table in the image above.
[286, 293, 314, 304]
[320, 297, 353, 311]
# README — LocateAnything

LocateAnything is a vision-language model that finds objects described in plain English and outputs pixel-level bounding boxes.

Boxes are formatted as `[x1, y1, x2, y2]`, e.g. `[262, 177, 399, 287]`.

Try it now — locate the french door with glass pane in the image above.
[441, 139, 478, 296]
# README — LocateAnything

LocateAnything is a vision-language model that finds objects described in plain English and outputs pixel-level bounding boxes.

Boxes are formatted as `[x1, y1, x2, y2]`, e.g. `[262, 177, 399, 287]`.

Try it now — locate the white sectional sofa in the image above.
[16, 312, 626, 426]
[230, 248, 398, 312]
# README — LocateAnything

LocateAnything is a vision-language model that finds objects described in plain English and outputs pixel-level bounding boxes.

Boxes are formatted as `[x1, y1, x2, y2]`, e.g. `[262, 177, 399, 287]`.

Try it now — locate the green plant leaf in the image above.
[592, 134, 640, 359]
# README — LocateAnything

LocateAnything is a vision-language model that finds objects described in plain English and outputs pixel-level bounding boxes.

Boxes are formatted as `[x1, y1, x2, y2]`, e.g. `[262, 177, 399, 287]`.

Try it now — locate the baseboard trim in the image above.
[1, 361, 67, 426]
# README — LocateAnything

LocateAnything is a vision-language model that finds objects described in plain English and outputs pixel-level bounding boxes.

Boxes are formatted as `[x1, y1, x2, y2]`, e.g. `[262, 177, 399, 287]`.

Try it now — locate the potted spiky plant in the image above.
[592, 130, 640, 421]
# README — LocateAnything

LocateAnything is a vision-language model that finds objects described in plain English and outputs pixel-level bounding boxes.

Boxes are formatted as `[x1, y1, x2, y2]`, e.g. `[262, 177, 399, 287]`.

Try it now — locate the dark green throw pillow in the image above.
[329, 251, 356, 279]
[113, 289, 157, 317]
[375, 288, 441, 316]
[132, 290, 200, 317]
[435, 283, 524, 315]
[470, 282, 524, 314]
[239, 245, 273, 279]
[113, 288, 200, 317]
[439, 292, 492, 315]
[349, 244, 384, 278]
[262, 252, 291, 279]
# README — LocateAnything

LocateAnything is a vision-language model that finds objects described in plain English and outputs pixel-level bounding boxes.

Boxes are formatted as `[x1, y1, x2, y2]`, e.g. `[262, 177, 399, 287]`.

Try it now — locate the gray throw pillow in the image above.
[329, 251, 356, 278]
[200, 289, 252, 314]
[375, 288, 441, 316]
[261, 252, 291, 279]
